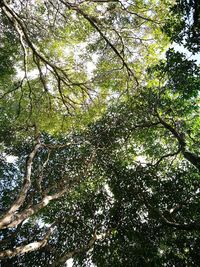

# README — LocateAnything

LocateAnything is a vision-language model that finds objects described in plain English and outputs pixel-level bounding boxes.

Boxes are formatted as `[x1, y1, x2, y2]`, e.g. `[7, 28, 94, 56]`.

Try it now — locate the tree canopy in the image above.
[0, 0, 199, 266]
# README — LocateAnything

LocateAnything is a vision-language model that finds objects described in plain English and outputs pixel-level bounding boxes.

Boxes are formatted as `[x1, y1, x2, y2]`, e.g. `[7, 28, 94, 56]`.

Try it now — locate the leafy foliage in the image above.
[0, 0, 199, 267]
[163, 0, 200, 52]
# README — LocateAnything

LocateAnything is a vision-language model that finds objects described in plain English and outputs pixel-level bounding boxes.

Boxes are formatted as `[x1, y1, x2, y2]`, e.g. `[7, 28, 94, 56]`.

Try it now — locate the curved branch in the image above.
[0, 142, 41, 230]
[60, 0, 139, 85]
[49, 228, 112, 267]
[154, 147, 181, 166]
[157, 113, 200, 171]
[0, 0, 80, 111]
[158, 210, 200, 231]
[0, 226, 54, 259]
[5, 188, 69, 229]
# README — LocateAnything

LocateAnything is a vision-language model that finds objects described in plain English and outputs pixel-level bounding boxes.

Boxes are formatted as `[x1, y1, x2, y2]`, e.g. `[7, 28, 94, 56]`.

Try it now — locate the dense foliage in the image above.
[163, 0, 200, 53]
[0, 0, 199, 266]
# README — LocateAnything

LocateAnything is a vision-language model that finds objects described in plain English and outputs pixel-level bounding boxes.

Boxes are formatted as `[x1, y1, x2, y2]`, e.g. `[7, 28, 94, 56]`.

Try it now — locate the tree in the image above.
[0, 0, 199, 266]
[0, 0, 168, 131]
[163, 0, 200, 53]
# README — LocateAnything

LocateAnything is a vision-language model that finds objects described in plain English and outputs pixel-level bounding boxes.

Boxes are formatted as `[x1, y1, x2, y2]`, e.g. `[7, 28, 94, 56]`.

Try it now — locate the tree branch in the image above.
[0, 225, 54, 259]
[0, 142, 41, 230]
[157, 210, 200, 231]
[157, 113, 200, 171]
[5, 188, 69, 229]
[49, 228, 112, 267]
[60, 0, 139, 85]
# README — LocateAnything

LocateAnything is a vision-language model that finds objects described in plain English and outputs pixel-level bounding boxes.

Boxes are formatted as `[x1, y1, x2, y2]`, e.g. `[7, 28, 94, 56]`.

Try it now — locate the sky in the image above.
[173, 43, 200, 64]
